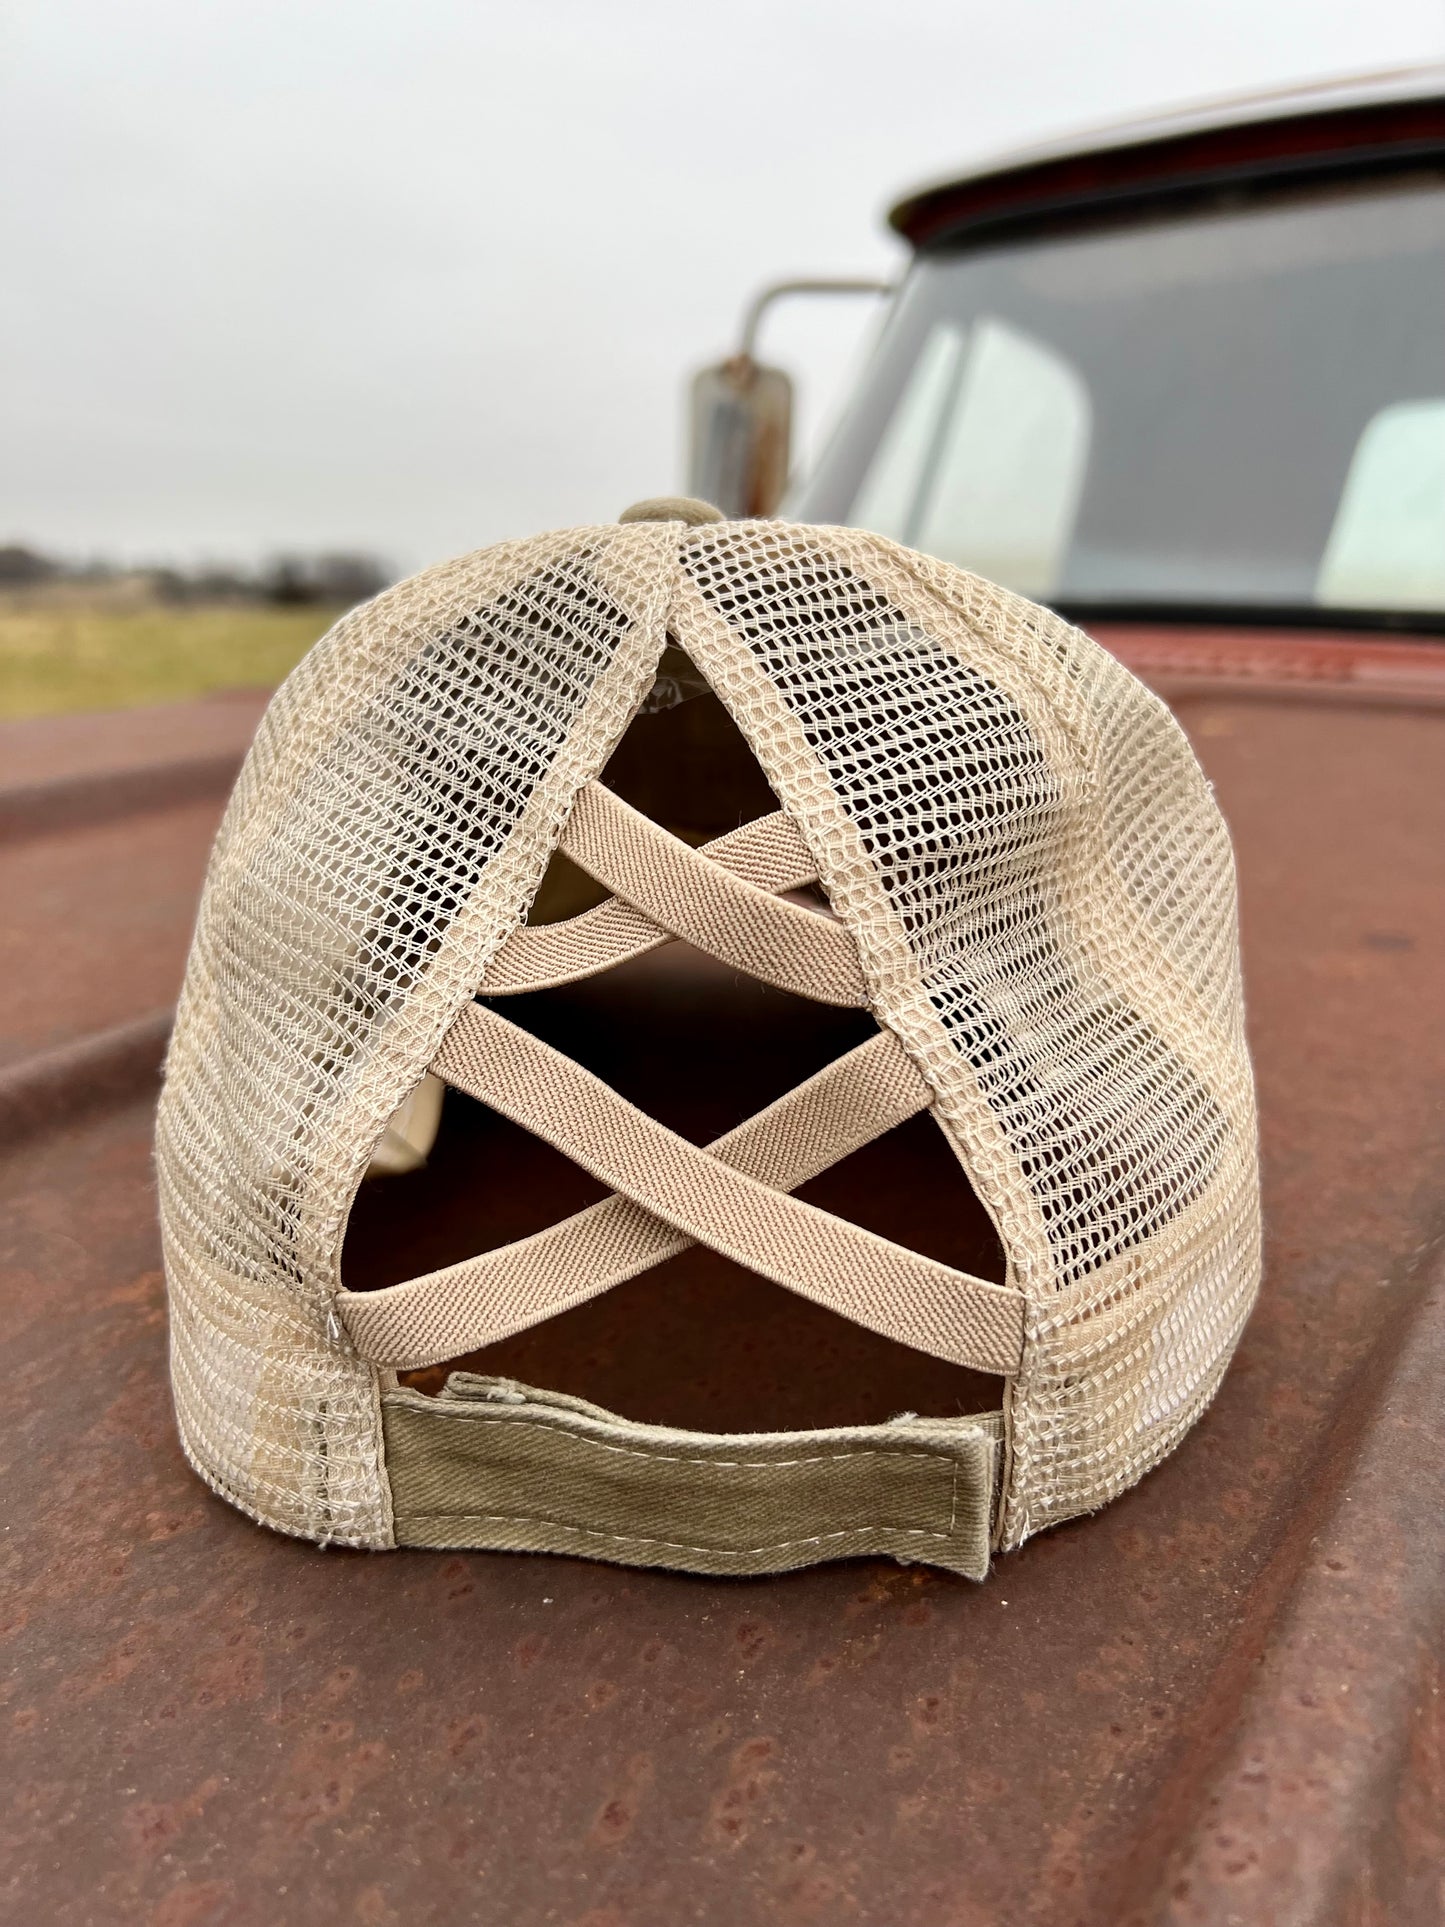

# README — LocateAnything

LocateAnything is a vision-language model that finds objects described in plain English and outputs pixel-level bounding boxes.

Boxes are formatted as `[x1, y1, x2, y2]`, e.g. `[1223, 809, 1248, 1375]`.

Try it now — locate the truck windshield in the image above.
[792, 176, 1445, 625]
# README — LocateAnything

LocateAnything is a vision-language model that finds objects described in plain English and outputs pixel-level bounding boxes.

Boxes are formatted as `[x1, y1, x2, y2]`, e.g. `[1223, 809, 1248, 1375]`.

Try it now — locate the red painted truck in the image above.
[3, 69, 1443, 1926]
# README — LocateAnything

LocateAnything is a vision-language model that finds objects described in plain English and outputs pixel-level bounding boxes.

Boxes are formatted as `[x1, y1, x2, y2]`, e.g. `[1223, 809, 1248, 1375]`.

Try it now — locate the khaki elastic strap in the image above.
[382, 1374, 1002, 1580]
[422, 1002, 1025, 1375]
[557, 781, 867, 1008]
[480, 806, 817, 997]
[338, 1028, 933, 1367]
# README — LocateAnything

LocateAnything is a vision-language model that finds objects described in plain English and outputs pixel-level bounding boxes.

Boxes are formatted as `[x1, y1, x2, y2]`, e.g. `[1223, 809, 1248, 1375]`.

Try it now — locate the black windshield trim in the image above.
[1052, 600, 1445, 637]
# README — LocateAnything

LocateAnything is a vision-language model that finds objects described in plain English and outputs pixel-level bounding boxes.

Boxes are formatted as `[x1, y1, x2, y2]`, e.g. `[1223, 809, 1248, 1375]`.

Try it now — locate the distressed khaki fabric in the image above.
[384, 1375, 1002, 1580]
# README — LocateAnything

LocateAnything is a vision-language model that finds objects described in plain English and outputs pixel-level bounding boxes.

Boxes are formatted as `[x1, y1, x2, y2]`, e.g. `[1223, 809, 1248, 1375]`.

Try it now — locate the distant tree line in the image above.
[0, 544, 392, 605]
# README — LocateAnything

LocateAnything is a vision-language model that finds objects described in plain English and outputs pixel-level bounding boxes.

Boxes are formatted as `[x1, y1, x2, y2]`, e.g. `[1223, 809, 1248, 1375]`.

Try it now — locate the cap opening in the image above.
[343, 946, 1006, 1434]
[340, 657, 1008, 1437]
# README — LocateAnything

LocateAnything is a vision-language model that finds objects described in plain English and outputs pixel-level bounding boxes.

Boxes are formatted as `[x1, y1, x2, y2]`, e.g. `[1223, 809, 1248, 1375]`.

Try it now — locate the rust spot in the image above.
[354, 1887, 400, 1927]
[124, 1776, 222, 1861]
[911, 1692, 944, 1734]
[514, 1633, 548, 1673]
[733, 1619, 770, 1662]
[708, 1737, 781, 1846]
[588, 1754, 653, 1849]
[149, 1878, 235, 1927]
[446, 1714, 488, 1757]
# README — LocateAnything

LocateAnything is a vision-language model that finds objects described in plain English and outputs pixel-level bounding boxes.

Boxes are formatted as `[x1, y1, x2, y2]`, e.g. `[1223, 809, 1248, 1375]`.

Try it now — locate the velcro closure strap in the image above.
[382, 1375, 1002, 1579]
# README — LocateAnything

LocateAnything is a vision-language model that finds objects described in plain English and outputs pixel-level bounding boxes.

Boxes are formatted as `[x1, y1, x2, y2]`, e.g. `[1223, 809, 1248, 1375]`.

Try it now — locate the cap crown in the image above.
[156, 519, 1260, 1553]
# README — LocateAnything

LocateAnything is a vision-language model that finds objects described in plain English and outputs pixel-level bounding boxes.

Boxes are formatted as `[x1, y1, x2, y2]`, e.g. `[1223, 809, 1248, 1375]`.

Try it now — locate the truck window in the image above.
[853, 316, 1090, 598]
[796, 177, 1445, 623]
[1317, 399, 1445, 610]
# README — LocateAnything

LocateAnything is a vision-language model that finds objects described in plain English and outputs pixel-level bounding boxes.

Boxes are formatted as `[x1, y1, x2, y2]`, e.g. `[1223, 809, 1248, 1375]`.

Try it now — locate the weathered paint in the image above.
[2, 638, 1442, 1925]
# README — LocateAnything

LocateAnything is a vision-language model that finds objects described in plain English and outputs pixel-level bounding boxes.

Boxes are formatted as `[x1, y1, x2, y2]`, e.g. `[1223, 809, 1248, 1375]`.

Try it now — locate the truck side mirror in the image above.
[688, 357, 794, 520]
[686, 278, 893, 519]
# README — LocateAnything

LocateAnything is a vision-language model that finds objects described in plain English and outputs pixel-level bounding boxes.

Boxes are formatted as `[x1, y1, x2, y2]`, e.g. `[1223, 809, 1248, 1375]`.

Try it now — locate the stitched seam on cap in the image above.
[397, 1514, 967, 1555]
[396, 1408, 982, 1472]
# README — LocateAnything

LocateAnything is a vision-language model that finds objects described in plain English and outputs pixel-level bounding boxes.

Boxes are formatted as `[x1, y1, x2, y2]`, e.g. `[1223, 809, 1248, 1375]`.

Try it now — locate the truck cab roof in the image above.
[889, 64, 1445, 247]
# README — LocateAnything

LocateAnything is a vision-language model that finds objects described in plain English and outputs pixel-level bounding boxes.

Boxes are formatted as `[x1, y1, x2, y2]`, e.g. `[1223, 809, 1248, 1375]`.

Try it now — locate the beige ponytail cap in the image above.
[155, 511, 1259, 1578]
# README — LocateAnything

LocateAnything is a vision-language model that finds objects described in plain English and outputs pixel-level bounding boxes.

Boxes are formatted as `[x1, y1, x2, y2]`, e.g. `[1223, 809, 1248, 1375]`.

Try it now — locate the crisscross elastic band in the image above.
[340, 1027, 934, 1368]
[479, 806, 817, 997]
[444, 1005, 1022, 1371]
[539, 782, 866, 1007]
[339, 1008, 1023, 1373]
[338, 778, 1026, 1386]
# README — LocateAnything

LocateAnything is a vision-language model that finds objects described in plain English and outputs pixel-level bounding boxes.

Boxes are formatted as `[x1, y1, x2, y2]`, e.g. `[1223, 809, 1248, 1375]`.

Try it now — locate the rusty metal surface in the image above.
[0, 693, 261, 1070]
[1096, 622, 1445, 711]
[3, 653, 1443, 1926]
[0, 690, 266, 792]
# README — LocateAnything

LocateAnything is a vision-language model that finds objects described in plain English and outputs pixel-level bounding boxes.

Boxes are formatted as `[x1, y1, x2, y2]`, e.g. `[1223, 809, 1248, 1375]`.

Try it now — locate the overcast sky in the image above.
[3, 0, 1442, 574]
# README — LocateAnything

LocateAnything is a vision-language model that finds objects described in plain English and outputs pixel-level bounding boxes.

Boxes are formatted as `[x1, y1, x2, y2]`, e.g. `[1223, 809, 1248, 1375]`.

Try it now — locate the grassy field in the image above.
[0, 594, 339, 720]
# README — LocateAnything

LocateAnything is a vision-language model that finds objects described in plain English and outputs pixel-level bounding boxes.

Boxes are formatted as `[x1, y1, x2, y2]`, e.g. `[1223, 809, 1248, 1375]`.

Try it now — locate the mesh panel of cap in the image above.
[156, 518, 1260, 1553]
